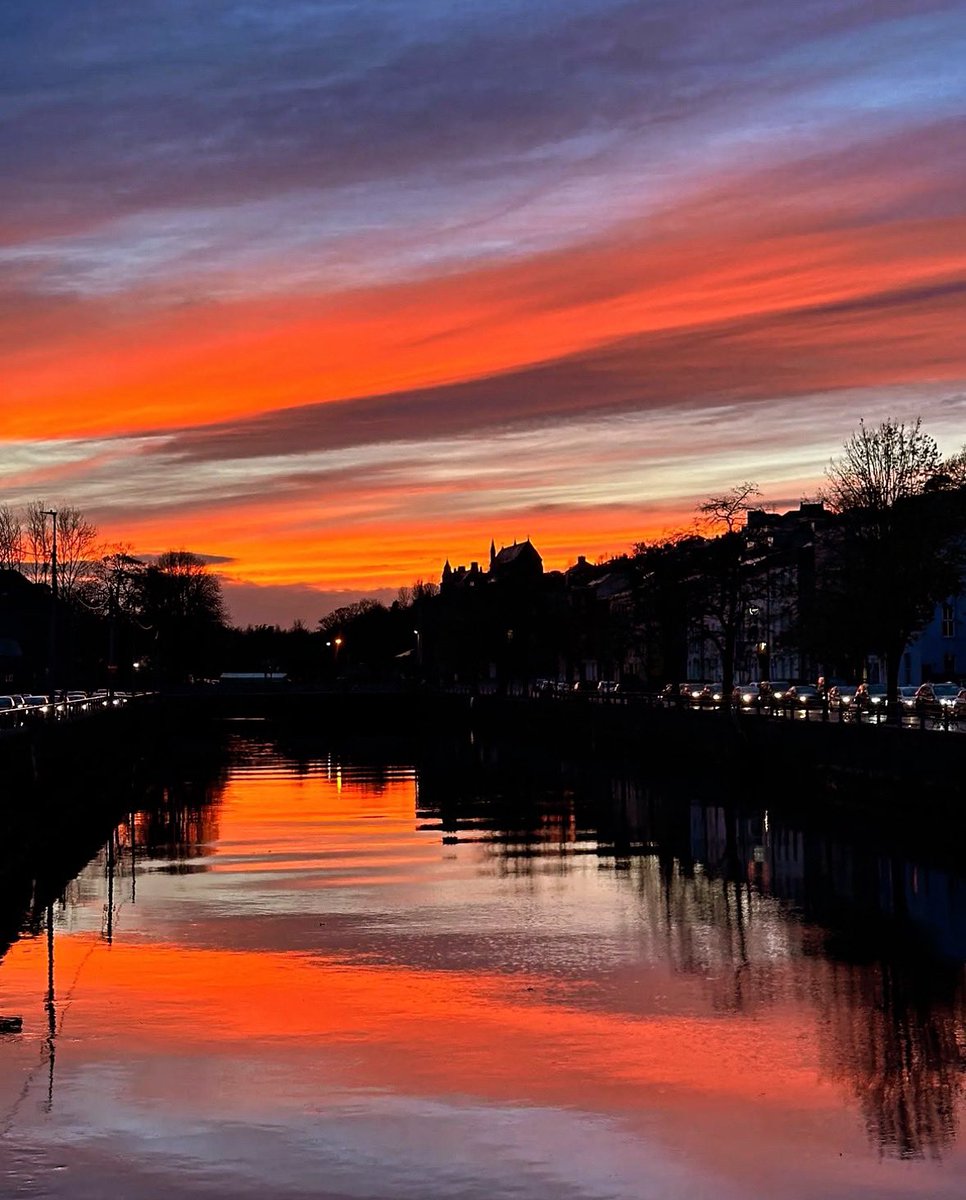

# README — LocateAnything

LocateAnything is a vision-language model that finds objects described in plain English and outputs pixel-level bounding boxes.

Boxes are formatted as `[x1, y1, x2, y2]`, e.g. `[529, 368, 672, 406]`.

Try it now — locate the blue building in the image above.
[897, 594, 966, 685]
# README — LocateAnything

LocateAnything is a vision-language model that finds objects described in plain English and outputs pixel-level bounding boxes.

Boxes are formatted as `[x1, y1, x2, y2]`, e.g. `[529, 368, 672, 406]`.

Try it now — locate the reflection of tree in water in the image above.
[117, 733, 232, 866]
[232, 727, 411, 795]
[415, 736, 966, 1159]
[126, 727, 421, 873]
[650, 809, 966, 1160]
[815, 953, 966, 1159]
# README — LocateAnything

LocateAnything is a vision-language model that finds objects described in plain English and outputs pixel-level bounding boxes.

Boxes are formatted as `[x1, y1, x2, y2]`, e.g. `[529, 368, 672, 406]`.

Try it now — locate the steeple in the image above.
[489, 539, 496, 569]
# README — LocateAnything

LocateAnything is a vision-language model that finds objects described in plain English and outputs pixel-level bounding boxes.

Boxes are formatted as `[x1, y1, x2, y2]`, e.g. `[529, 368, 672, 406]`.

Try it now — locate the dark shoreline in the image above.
[0, 689, 960, 916]
[4, 687, 962, 794]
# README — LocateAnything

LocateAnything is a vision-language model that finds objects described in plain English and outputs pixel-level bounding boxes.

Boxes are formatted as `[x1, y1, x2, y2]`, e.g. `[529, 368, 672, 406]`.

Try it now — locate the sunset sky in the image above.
[2, 1, 965, 625]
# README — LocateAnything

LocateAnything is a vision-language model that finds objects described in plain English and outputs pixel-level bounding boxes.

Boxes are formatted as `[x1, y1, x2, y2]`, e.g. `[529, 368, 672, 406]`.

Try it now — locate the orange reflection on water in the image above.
[206, 769, 425, 877]
[4, 931, 833, 1115]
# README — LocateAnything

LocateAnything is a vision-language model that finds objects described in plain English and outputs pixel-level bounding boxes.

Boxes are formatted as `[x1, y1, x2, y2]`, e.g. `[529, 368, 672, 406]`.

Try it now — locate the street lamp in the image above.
[325, 636, 343, 672]
[42, 510, 58, 602]
[43, 510, 58, 694]
[756, 641, 770, 683]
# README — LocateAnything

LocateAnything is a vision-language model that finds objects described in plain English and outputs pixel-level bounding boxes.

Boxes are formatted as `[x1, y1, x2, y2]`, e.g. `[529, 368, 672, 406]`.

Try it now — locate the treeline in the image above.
[0, 500, 227, 688]
[3, 419, 965, 701]
[249, 419, 966, 710]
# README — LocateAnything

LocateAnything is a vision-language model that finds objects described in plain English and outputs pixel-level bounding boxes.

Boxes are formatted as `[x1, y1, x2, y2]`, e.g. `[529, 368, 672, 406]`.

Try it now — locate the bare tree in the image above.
[396, 579, 439, 607]
[819, 419, 964, 717]
[20, 501, 99, 596]
[0, 505, 23, 571]
[824, 418, 941, 512]
[318, 598, 381, 636]
[939, 444, 966, 488]
[80, 547, 146, 618]
[23, 501, 53, 584]
[54, 506, 99, 599]
[147, 550, 227, 624]
[685, 483, 762, 706]
[697, 481, 761, 533]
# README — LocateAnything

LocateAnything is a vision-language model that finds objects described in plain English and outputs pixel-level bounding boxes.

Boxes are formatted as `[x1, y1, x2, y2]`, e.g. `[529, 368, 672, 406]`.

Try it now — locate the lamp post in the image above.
[413, 628, 422, 672]
[43, 509, 58, 695]
[325, 636, 343, 676]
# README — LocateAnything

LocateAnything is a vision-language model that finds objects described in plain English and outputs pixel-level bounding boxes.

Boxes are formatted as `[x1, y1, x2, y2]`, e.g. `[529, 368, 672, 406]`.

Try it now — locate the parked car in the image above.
[915, 682, 964, 716]
[845, 683, 871, 714]
[733, 683, 763, 708]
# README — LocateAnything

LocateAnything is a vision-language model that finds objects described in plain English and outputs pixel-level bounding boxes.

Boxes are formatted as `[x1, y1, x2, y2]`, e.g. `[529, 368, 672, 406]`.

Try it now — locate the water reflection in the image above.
[416, 738, 966, 1161]
[1, 725, 965, 1197]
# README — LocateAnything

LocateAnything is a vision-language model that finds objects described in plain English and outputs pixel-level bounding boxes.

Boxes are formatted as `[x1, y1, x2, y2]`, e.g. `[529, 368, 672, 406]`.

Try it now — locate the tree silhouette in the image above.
[819, 419, 966, 715]
[140, 551, 227, 682]
[685, 483, 762, 706]
[0, 506, 23, 571]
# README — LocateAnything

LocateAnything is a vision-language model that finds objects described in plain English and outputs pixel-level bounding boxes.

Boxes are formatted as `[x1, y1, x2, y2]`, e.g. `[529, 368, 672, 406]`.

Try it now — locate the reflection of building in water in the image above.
[688, 800, 966, 1160]
[421, 745, 966, 1162]
[891, 863, 966, 963]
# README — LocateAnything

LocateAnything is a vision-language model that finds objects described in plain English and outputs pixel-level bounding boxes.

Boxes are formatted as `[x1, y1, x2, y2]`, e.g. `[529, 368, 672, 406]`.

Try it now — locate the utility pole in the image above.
[43, 510, 58, 696]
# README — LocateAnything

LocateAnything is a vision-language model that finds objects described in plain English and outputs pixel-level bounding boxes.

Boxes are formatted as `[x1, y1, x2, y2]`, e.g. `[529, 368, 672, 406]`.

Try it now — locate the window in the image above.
[942, 603, 955, 639]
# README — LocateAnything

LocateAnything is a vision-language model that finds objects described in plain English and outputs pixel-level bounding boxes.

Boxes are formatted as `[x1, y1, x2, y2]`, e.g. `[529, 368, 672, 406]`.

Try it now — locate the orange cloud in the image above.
[4, 194, 964, 444]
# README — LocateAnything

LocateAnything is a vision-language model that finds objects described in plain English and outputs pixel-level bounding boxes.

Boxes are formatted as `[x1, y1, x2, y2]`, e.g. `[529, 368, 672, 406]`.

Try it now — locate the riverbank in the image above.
[161, 685, 964, 792]
[3, 687, 961, 869]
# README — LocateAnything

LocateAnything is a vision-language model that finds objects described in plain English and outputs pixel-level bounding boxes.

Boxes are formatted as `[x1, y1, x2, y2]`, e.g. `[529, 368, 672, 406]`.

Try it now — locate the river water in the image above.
[2, 722, 966, 1198]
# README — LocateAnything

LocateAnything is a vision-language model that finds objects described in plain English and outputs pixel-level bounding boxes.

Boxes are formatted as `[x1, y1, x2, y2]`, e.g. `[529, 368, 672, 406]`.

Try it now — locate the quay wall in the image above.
[0, 701, 166, 958]
[2, 689, 962, 848]
[165, 686, 964, 793]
